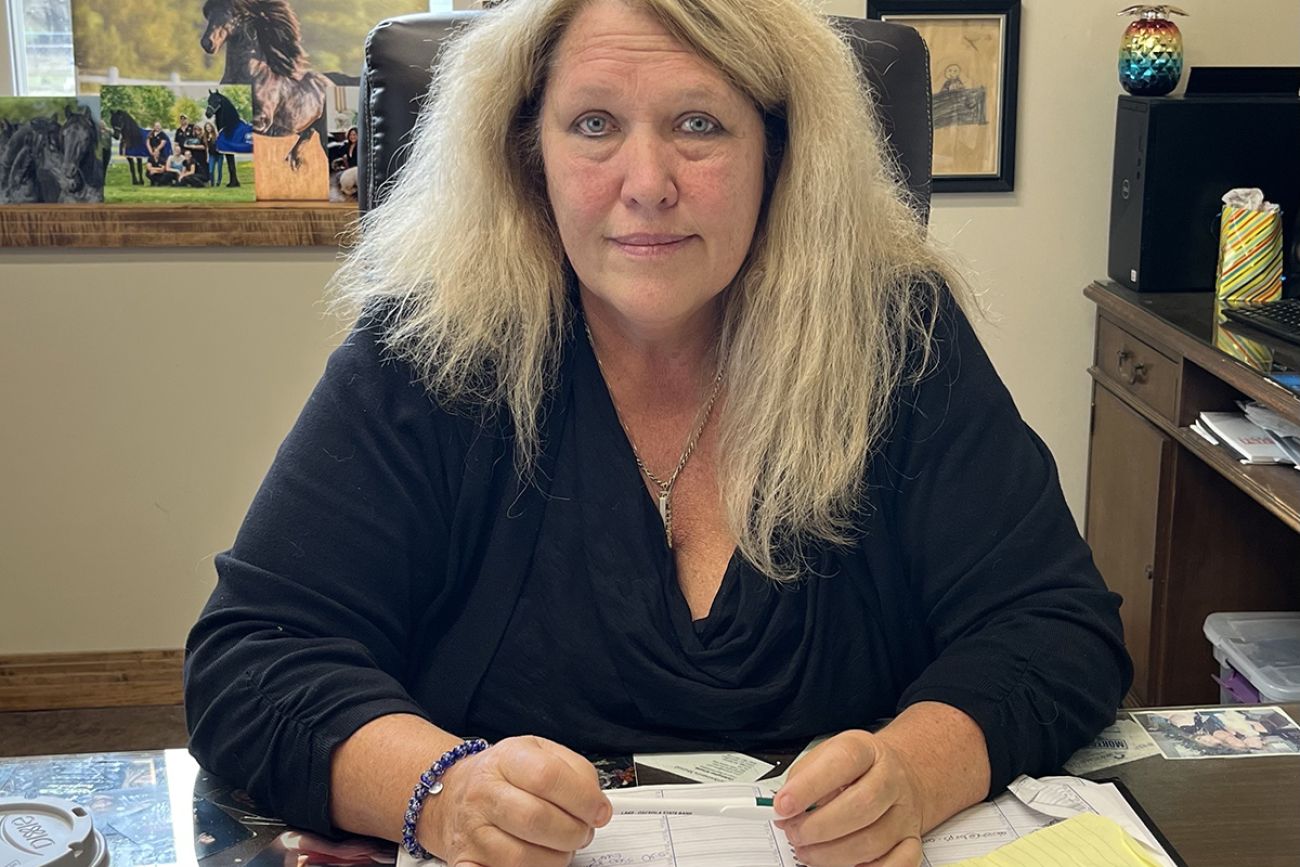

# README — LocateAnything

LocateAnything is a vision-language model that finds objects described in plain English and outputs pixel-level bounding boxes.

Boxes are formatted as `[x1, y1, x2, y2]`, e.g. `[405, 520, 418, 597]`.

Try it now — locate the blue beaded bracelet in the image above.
[401, 738, 490, 859]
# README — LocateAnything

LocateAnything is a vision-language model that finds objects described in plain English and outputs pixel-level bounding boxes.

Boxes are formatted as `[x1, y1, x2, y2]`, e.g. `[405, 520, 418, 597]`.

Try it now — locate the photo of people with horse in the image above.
[100, 85, 254, 203]
[0, 97, 106, 205]
[72, 0, 428, 201]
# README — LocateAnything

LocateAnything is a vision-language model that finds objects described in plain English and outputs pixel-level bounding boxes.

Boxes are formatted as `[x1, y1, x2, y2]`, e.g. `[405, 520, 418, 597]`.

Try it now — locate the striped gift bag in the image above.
[1215, 189, 1284, 304]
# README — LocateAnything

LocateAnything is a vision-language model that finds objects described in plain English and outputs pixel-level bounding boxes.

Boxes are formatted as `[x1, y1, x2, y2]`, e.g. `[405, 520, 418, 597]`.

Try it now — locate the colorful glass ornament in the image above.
[1118, 5, 1189, 97]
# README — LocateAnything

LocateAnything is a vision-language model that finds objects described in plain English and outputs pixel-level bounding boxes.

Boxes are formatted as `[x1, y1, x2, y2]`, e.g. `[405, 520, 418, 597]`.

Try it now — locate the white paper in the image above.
[397, 777, 1177, 867]
[1001, 776, 1176, 867]
[1189, 420, 1220, 446]
[921, 776, 1176, 867]
[1063, 718, 1161, 775]
[398, 783, 801, 867]
[1241, 399, 1300, 440]
[633, 751, 775, 783]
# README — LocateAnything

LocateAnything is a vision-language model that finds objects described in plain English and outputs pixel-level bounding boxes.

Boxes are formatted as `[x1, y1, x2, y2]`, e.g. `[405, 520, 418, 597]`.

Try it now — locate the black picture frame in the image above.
[867, 0, 1021, 193]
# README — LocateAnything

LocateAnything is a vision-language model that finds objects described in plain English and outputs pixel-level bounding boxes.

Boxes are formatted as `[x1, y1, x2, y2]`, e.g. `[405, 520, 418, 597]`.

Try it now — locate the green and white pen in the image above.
[605, 791, 783, 821]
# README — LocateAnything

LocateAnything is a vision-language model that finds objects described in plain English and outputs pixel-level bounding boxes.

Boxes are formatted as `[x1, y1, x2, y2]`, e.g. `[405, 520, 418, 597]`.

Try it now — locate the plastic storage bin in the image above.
[1203, 612, 1300, 704]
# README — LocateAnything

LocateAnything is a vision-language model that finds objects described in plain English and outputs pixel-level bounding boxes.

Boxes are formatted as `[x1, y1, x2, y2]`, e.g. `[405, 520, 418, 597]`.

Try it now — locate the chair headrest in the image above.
[358, 12, 932, 222]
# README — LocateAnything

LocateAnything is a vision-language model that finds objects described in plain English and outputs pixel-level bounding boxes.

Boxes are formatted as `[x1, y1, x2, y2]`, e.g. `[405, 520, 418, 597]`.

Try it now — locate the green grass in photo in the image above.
[103, 159, 256, 203]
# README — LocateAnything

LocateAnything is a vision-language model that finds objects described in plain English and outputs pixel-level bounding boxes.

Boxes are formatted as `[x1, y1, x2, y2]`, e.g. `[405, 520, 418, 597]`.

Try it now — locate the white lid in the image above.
[1204, 612, 1300, 702]
[0, 797, 107, 867]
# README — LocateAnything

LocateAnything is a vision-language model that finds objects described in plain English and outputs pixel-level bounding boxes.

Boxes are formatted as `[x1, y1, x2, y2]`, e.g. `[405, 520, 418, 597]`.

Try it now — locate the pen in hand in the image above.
[605, 792, 810, 821]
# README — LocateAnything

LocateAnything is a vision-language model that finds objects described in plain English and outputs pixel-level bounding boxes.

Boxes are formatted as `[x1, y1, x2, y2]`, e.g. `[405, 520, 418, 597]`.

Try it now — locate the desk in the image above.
[1083, 724, 1300, 867]
[1085, 282, 1300, 706]
[1, 709, 1297, 867]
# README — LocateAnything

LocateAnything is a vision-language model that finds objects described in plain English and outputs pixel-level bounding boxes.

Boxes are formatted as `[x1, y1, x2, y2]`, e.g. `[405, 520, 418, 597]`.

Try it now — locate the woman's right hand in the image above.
[419, 735, 612, 867]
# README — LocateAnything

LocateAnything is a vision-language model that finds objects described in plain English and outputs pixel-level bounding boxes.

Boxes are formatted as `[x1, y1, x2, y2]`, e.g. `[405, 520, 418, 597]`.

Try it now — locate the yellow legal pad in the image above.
[949, 812, 1163, 867]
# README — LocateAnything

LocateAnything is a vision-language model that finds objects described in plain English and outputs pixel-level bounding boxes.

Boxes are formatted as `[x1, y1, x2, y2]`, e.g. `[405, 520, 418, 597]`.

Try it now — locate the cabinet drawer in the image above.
[1096, 317, 1179, 421]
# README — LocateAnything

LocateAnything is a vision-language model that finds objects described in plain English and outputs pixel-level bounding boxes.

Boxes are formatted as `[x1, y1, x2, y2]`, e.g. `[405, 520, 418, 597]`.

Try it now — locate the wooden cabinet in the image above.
[1086, 385, 1170, 705]
[1084, 282, 1300, 706]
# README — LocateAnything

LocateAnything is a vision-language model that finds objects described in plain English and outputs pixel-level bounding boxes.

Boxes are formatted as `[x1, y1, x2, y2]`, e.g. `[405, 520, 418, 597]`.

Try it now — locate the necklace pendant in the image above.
[658, 491, 673, 549]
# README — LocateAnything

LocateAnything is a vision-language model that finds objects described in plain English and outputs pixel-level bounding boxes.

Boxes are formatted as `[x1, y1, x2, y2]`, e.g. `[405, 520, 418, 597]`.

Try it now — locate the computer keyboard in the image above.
[1221, 298, 1300, 348]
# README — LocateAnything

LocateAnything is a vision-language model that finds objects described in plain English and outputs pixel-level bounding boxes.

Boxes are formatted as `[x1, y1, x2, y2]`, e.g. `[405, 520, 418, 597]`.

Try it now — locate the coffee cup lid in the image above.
[0, 797, 108, 867]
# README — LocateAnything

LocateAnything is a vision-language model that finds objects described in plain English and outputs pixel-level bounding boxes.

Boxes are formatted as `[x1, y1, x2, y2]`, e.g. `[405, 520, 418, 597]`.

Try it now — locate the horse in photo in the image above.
[200, 0, 257, 86]
[205, 89, 252, 187]
[109, 109, 150, 185]
[199, 0, 327, 171]
[46, 105, 104, 202]
[0, 114, 62, 203]
[0, 119, 38, 203]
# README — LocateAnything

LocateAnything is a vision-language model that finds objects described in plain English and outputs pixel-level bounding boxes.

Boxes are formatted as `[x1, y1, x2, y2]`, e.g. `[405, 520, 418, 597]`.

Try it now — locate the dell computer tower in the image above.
[1108, 95, 1300, 293]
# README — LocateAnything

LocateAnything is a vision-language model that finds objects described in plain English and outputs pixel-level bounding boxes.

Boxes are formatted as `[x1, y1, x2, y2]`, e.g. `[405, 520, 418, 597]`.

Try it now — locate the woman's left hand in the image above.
[773, 729, 927, 867]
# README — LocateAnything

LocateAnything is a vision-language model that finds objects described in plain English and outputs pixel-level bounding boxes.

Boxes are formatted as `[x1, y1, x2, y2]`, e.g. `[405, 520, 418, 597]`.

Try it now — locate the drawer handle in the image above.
[1115, 349, 1148, 385]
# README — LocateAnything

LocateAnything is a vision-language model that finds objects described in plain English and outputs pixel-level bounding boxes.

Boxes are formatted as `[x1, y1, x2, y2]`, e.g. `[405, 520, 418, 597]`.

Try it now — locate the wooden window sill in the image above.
[0, 202, 358, 249]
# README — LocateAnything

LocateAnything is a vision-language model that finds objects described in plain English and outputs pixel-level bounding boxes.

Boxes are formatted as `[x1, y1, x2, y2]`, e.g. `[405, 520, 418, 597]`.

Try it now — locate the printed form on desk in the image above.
[398, 776, 1177, 867]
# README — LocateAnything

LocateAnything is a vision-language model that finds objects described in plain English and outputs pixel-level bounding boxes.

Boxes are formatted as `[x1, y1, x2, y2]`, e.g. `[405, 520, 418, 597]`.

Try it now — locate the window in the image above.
[7, 0, 75, 95]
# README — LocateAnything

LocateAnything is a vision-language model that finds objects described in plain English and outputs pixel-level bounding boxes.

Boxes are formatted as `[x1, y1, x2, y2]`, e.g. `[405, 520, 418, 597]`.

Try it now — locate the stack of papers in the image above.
[400, 775, 1178, 867]
[1240, 400, 1300, 462]
[1192, 410, 1298, 465]
[946, 812, 1163, 866]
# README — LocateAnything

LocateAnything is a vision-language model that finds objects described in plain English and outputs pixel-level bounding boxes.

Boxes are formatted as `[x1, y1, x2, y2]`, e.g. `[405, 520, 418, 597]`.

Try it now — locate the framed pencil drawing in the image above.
[867, 0, 1020, 192]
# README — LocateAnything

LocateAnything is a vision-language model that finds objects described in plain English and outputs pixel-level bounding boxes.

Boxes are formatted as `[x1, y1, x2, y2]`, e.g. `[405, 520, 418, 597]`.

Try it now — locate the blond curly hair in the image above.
[330, 0, 971, 581]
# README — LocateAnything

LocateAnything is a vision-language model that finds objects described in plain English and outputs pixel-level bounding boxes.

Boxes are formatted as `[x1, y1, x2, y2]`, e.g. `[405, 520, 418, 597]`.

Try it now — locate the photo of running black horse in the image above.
[200, 0, 327, 171]
[204, 89, 251, 187]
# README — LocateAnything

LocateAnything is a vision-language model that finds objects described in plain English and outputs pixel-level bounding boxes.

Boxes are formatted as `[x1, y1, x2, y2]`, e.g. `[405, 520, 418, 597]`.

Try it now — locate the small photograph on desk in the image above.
[1131, 707, 1300, 759]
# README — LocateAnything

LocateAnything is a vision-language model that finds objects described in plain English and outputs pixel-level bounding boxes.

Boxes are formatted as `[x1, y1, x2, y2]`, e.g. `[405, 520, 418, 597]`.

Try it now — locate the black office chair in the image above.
[357, 12, 932, 222]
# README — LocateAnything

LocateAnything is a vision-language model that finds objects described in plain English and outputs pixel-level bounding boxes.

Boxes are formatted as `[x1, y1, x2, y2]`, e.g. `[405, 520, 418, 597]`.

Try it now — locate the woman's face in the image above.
[347, 129, 358, 143]
[540, 0, 766, 332]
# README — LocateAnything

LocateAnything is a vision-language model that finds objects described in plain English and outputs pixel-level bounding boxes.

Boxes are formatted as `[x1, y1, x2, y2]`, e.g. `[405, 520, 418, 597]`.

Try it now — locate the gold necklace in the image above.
[583, 319, 724, 550]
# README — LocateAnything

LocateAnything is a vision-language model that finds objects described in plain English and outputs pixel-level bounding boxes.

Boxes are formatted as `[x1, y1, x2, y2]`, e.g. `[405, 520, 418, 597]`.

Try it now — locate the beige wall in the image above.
[0, 251, 344, 653]
[2, 1, 1298, 653]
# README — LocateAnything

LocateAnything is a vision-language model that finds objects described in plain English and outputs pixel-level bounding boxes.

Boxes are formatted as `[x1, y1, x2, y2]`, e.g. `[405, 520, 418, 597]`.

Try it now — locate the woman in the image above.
[183, 126, 209, 184]
[147, 148, 185, 186]
[184, 2, 1130, 866]
[203, 121, 223, 187]
[145, 121, 169, 167]
[331, 126, 359, 171]
[176, 151, 206, 188]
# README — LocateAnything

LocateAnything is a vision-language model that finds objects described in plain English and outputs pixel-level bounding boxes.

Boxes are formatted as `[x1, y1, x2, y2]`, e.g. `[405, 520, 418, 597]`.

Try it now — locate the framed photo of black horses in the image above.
[868, 0, 1021, 193]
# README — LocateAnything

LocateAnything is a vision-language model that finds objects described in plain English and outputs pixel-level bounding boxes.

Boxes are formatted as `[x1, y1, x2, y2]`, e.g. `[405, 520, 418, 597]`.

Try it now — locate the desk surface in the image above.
[1086, 746, 1300, 866]
[1, 708, 1297, 867]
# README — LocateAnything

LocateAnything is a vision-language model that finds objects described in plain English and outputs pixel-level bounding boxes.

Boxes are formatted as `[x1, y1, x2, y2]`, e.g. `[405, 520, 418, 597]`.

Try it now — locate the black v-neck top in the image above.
[184, 293, 1131, 834]
[466, 332, 896, 750]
